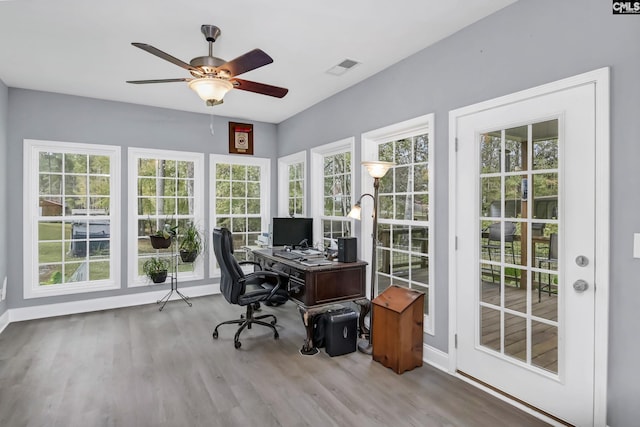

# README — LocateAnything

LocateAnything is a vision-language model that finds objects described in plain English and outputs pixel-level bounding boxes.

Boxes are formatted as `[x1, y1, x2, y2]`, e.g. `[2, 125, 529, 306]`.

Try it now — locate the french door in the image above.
[451, 70, 609, 426]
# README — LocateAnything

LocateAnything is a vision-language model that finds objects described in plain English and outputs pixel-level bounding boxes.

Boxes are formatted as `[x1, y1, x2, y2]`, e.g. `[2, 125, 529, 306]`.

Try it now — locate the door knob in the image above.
[573, 279, 589, 293]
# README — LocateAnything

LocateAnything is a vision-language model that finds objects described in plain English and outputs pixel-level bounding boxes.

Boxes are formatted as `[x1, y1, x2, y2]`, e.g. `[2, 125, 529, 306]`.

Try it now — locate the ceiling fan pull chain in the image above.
[210, 113, 215, 136]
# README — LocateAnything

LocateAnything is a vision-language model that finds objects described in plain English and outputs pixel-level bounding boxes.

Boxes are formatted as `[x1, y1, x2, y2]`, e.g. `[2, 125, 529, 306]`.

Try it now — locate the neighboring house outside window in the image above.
[361, 114, 435, 333]
[23, 139, 121, 298]
[128, 148, 204, 286]
[310, 138, 355, 249]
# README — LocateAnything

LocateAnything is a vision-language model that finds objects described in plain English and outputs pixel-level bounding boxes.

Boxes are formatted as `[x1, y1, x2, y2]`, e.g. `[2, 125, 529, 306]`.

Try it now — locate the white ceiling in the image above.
[0, 0, 516, 124]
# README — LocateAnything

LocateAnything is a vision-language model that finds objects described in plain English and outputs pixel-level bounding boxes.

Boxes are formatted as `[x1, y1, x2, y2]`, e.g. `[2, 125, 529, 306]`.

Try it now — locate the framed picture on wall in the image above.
[229, 122, 254, 155]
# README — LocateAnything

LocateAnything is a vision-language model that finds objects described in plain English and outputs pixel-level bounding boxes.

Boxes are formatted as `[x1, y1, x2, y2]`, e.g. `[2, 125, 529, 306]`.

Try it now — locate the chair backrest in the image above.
[487, 222, 517, 243]
[549, 233, 558, 261]
[212, 227, 246, 304]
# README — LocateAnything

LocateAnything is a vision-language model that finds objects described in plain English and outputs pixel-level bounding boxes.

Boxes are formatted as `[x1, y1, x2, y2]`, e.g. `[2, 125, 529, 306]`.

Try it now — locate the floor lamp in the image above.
[348, 160, 395, 355]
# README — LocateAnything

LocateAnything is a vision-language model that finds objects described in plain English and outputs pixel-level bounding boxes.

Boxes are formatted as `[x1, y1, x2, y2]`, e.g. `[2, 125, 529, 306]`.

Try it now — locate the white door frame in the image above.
[448, 67, 609, 425]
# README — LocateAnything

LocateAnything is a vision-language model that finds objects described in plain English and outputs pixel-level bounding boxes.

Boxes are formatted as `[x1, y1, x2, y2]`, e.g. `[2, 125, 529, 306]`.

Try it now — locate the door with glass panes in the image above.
[452, 81, 599, 425]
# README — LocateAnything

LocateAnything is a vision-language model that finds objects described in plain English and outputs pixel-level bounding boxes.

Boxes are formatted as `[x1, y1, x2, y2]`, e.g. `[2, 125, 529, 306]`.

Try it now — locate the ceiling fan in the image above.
[127, 24, 288, 106]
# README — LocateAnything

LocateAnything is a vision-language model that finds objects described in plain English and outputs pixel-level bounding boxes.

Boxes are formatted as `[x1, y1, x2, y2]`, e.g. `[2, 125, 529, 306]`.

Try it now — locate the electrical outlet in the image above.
[1, 277, 6, 301]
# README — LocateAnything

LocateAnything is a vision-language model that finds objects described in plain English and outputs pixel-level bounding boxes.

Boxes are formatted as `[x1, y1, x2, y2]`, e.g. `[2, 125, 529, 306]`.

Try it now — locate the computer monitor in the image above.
[271, 217, 313, 248]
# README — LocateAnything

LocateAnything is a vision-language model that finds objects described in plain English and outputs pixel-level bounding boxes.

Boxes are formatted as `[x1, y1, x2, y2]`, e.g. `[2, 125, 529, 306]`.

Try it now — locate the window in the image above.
[23, 139, 120, 298]
[128, 148, 204, 286]
[278, 151, 306, 216]
[210, 155, 270, 273]
[361, 114, 435, 333]
[310, 138, 354, 248]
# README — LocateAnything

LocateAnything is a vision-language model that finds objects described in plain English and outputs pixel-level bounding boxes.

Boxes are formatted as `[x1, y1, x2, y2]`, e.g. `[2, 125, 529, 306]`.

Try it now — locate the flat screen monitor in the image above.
[271, 217, 313, 248]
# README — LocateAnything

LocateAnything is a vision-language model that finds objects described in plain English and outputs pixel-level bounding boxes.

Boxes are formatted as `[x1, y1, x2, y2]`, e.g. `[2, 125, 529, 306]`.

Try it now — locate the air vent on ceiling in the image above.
[326, 59, 360, 76]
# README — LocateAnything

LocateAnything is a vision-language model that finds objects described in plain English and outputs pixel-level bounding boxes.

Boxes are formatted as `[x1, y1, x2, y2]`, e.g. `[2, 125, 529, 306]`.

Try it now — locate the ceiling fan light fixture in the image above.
[188, 78, 233, 105]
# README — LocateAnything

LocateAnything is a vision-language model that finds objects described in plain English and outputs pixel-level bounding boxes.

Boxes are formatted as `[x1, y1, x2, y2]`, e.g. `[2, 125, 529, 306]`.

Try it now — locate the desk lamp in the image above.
[348, 160, 395, 354]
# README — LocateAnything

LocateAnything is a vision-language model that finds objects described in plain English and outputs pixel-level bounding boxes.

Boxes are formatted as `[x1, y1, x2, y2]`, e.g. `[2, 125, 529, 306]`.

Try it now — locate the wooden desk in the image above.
[252, 249, 367, 354]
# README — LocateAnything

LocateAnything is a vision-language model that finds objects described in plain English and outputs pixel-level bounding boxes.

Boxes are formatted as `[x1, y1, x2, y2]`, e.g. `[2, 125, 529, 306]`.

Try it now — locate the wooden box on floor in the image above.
[372, 284, 425, 374]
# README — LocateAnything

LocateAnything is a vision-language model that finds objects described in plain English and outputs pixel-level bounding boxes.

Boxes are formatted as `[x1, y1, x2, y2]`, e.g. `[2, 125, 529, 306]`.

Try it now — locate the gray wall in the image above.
[277, 0, 639, 425]
[7, 89, 278, 308]
[0, 79, 7, 317]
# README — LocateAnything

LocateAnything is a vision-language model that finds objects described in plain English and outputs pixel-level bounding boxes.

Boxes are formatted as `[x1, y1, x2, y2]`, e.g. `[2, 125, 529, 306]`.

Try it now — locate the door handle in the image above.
[573, 279, 589, 293]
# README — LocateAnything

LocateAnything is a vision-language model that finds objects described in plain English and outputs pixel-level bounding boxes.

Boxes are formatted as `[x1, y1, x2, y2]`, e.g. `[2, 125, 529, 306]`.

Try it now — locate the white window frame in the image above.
[209, 155, 271, 277]
[23, 139, 121, 299]
[361, 114, 435, 334]
[127, 148, 205, 287]
[277, 150, 307, 217]
[310, 137, 355, 247]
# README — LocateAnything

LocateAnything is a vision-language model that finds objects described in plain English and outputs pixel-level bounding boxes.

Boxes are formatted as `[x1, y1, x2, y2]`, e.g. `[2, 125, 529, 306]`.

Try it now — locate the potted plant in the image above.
[179, 222, 203, 263]
[148, 218, 177, 249]
[143, 257, 170, 283]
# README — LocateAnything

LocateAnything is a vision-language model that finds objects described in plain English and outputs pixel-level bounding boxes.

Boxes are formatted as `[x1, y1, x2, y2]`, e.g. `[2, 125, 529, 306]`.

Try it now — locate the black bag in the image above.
[312, 312, 328, 348]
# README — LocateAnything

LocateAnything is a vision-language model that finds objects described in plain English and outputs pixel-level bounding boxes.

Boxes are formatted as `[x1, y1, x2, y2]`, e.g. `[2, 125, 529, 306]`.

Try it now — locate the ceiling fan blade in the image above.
[231, 79, 288, 98]
[131, 43, 201, 74]
[126, 78, 189, 84]
[218, 49, 273, 77]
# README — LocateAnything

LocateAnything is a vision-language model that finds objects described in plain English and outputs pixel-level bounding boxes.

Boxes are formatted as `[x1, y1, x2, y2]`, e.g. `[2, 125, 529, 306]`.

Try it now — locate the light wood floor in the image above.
[0, 295, 550, 427]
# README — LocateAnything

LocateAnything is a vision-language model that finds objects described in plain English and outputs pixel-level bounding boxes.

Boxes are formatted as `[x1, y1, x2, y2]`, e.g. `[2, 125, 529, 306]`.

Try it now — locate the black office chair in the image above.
[538, 233, 558, 302]
[212, 227, 288, 349]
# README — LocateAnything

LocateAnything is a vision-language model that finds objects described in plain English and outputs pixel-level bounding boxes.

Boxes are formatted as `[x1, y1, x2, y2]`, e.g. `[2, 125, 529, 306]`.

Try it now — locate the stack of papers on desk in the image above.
[299, 259, 333, 266]
[291, 249, 324, 258]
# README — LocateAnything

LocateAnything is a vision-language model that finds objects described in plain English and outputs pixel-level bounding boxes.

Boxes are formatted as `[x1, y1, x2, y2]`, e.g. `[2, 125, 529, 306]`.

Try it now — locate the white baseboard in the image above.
[423, 343, 450, 372]
[8, 283, 220, 323]
[0, 310, 9, 334]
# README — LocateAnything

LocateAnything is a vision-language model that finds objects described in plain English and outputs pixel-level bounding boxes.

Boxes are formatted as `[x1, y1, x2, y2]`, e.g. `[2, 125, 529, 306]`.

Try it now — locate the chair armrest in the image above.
[238, 260, 261, 267]
[242, 270, 283, 299]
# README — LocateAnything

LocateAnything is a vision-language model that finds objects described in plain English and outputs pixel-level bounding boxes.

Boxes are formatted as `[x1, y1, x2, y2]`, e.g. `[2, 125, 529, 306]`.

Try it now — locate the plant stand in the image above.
[157, 238, 192, 311]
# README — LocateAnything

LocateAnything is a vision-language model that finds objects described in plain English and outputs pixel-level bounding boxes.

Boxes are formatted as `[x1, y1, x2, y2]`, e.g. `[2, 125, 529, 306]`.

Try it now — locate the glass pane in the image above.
[40, 264, 62, 285]
[377, 274, 391, 296]
[89, 261, 110, 280]
[412, 255, 428, 285]
[138, 159, 157, 176]
[480, 263, 500, 305]
[504, 175, 525, 219]
[65, 197, 87, 215]
[480, 176, 501, 217]
[531, 321, 558, 374]
[534, 272, 559, 321]
[39, 221, 64, 241]
[65, 176, 87, 196]
[231, 199, 245, 214]
[504, 313, 526, 362]
[532, 119, 559, 170]
[378, 195, 393, 219]
[480, 133, 501, 174]
[88, 155, 109, 175]
[40, 152, 63, 173]
[39, 242, 63, 263]
[89, 176, 110, 195]
[532, 173, 558, 219]
[414, 134, 428, 163]
[39, 174, 62, 195]
[395, 166, 410, 192]
[504, 267, 527, 313]
[216, 164, 230, 180]
[504, 125, 528, 172]
[65, 153, 87, 173]
[394, 195, 407, 220]
[480, 306, 501, 352]
[65, 262, 86, 282]
[413, 164, 428, 192]
[396, 139, 411, 165]
[232, 181, 246, 197]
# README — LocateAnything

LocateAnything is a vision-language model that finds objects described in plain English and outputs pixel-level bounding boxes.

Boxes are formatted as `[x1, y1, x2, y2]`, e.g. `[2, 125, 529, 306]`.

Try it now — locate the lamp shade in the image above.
[347, 203, 362, 220]
[188, 78, 233, 103]
[361, 161, 395, 179]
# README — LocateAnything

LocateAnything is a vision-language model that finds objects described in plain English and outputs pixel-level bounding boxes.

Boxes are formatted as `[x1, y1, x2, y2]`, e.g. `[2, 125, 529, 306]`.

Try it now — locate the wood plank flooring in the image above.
[0, 295, 550, 427]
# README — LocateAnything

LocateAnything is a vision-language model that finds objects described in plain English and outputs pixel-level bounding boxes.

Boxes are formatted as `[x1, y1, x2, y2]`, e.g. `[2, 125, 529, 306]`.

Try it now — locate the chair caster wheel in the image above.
[234, 341, 241, 349]
[274, 332, 279, 340]
[212, 330, 218, 339]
